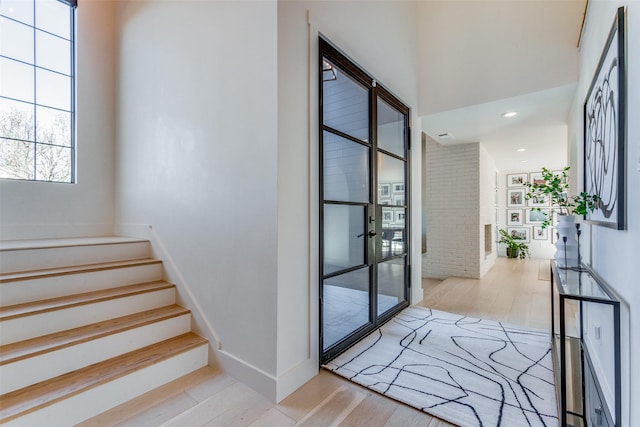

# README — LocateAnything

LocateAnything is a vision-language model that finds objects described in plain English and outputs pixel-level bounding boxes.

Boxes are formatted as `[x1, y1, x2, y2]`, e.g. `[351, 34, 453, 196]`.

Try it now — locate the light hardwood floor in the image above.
[78, 257, 551, 427]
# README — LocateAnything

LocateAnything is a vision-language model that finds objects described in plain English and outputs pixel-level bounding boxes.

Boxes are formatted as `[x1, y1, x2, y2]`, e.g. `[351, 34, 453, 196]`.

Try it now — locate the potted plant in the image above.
[498, 228, 530, 259]
[524, 166, 599, 229]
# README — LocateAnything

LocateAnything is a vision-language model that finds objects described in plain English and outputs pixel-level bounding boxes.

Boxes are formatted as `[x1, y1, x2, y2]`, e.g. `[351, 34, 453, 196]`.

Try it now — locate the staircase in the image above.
[0, 237, 209, 426]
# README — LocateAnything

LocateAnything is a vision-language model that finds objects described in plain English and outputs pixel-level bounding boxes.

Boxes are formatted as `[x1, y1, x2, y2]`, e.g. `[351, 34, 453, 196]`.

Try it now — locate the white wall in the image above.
[571, 2, 640, 425]
[277, 0, 422, 400]
[0, 0, 116, 240]
[479, 145, 497, 277]
[417, 0, 584, 115]
[114, 0, 280, 399]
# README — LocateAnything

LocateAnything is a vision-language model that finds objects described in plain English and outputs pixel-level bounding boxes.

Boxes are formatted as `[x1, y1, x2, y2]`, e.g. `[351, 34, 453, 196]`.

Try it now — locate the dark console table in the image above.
[550, 261, 621, 426]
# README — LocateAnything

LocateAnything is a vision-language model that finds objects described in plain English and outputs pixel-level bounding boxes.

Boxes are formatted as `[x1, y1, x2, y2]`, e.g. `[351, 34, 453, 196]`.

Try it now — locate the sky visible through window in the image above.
[0, 0, 74, 182]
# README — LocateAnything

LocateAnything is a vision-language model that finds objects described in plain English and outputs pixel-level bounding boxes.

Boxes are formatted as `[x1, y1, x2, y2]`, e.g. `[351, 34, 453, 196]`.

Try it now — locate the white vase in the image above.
[554, 215, 579, 267]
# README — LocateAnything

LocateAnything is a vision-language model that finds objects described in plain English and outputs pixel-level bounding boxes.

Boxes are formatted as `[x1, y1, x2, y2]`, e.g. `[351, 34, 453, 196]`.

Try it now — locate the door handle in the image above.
[368, 231, 377, 238]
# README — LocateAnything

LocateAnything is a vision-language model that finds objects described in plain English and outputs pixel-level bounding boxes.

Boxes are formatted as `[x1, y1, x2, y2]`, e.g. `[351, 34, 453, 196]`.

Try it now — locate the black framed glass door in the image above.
[320, 37, 410, 363]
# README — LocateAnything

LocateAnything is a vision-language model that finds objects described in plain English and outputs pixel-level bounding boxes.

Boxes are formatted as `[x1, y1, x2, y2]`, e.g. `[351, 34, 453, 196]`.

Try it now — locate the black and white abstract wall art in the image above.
[584, 6, 626, 229]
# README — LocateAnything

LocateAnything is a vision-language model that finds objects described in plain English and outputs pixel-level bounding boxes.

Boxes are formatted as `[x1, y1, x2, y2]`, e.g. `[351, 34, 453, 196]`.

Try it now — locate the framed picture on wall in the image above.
[507, 173, 528, 187]
[382, 209, 393, 225]
[392, 183, 405, 193]
[584, 6, 626, 230]
[379, 184, 391, 198]
[393, 195, 405, 206]
[529, 172, 546, 186]
[507, 189, 526, 208]
[528, 194, 550, 207]
[507, 227, 530, 243]
[533, 226, 548, 240]
[526, 208, 550, 224]
[507, 209, 523, 226]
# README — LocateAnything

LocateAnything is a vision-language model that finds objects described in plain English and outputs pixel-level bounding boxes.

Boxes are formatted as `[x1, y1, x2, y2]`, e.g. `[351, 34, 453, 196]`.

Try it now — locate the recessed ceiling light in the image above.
[516, 148, 527, 152]
[520, 160, 528, 163]
[502, 111, 518, 118]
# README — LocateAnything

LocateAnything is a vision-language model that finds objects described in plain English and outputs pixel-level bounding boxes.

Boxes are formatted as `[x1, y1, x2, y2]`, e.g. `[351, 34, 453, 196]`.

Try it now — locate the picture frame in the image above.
[526, 208, 550, 224]
[528, 194, 550, 207]
[507, 189, 525, 208]
[507, 173, 528, 187]
[381, 208, 394, 225]
[507, 227, 530, 243]
[533, 226, 548, 240]
[393, 208, 405, 226]
[584, 7, 626, 230]
[529, 172, 546, 186]
[379, 183, 391, 199]
[393, 195, 405, 206]
[392, 183, 405, 194]
[507, 209, 523, 226]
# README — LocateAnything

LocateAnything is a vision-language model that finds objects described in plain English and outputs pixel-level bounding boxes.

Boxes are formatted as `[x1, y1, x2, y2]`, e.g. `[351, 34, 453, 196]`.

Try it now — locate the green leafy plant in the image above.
[524, 166, 599, 228]
[498, 228, 530, 259]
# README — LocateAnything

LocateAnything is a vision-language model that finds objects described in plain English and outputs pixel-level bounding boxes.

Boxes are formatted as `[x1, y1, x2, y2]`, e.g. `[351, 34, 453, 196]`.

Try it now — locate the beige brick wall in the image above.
[422, 135, 487, 279]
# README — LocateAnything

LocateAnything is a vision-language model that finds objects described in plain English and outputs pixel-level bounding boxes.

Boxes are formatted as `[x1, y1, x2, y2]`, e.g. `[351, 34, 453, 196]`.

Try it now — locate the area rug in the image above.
[323, 306, 557, 427]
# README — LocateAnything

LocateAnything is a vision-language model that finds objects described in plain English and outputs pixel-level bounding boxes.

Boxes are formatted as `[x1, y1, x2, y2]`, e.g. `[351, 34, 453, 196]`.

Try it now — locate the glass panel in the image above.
[35, 143, 71, 182]
[323, 204, 365, 275]
[377, 98, 405, 157]
[35, 68, 70, 110]
[377, 258, 404, 315]
[0, 57, 35, 103]
[0, 138, 34, 179]
[35, 105, 70, 146]
[0, 18, 34, 64]
[0, 98, 35, 140]
[322, 58, 368, 141]
[381, 209, 405, 258]
[0, 0, 35, 26]
[323, 131, 369, 203]
[36, 30, 70, 75]
[378, 152, 405, 206]
[323, 267, 370, 350]
[35, 0, 70, 39]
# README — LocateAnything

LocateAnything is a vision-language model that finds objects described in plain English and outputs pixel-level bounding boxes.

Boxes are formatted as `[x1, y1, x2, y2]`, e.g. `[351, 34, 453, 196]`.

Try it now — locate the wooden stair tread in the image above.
[0, 281, 174, 321]
[0, 305, 190, 365]
[0, 258, 162, 283]
[0, 237, 147, 252]
[0, 333, 207, 423]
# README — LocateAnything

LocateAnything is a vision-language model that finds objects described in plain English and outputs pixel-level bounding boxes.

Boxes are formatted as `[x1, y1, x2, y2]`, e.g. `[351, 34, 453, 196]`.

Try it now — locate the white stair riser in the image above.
[0, 313, 192, 394]
[0, 263, 163, 306]
[2, 344, 209, 427]
[0, 288, 175, 345]
[0, 242, 151, 274]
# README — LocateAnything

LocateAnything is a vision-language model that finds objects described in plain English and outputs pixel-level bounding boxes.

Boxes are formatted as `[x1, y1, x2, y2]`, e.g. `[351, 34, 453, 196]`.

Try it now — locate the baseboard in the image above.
[0, 223, 114, 241]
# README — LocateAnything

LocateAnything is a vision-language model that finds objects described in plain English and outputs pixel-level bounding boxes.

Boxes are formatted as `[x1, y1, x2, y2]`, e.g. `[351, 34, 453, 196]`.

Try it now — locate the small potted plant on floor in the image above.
[498, 228, 530, 259]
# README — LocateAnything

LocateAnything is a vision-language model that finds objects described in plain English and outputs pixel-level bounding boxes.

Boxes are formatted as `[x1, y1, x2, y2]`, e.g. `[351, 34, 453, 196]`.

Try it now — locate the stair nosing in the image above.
[0, 305, 190, 366]
[0, 281, 175, 322]
[0, 258, 163, 283]
[0, 333, 207, 423]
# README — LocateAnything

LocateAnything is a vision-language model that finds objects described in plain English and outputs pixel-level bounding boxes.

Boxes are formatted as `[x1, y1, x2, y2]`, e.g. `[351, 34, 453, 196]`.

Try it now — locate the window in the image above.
[0, 0, 76, 183]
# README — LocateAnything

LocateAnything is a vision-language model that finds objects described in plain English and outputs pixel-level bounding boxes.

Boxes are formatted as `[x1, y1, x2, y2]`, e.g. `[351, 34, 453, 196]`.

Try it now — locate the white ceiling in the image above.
[421, 83, 576, 172]
[416, 0, 587, 173]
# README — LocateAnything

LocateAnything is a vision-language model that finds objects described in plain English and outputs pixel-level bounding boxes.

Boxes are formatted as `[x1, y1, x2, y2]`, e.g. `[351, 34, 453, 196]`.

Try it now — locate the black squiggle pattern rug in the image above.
[324, 306, 558, 427]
